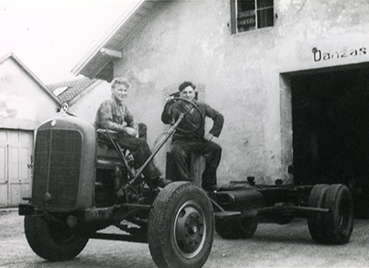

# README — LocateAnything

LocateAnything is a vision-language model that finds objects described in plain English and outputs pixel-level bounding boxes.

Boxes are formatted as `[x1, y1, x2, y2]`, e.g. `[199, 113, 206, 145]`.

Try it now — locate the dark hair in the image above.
[178, 81, 196, 92]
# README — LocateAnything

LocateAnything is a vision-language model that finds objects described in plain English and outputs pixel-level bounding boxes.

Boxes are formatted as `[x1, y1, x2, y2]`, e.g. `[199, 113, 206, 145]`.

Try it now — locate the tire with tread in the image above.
[148, 182, 214, 268]
[307, 184, 354, 244]
[24, 215, 89, 261]
[322, 184, 354, 244]
[307, 184, 330, 243]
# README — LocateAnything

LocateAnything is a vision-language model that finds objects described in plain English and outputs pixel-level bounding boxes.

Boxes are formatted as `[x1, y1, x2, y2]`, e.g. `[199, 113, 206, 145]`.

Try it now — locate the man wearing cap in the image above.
[161, 81, 224, 191]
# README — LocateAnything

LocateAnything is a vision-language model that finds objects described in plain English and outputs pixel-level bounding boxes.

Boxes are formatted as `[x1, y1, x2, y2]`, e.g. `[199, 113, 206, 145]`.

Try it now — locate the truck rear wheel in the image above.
[322, 184, 354, 244]
[308, 184, 354, 244]
[24, 215, 89, 261]
[148, 182, 214, 268]
[215, 217, 258, 239]
[307, 184, 329, 243]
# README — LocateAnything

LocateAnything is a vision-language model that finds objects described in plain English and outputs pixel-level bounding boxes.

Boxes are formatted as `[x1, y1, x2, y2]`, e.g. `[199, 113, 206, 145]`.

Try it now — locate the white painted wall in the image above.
[0, 56, 60, 206]
[67, 80, 111, 124]
[105, 0, 369, 185]
[0, 57, 60, 130]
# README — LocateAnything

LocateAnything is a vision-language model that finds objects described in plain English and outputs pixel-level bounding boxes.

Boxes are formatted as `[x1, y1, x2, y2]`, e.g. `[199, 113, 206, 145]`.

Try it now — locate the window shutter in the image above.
[230, 0, 237, 34]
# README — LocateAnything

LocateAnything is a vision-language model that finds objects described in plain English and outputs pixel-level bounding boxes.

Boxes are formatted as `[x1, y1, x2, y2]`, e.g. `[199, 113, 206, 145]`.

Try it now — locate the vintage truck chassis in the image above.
[19, 100, 354, 268]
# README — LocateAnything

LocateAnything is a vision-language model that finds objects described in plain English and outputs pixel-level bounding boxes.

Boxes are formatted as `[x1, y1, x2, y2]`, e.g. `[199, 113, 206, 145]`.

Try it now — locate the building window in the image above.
[231, 0, 274, 34]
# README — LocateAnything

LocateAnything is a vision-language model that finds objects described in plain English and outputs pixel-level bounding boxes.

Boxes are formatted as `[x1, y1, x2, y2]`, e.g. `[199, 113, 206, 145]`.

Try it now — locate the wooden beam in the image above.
[100, 48, 122, 59]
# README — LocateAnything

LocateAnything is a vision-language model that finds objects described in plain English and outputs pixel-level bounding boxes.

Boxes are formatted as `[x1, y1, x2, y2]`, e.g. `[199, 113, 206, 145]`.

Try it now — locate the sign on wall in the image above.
[313, 46, 366, 62]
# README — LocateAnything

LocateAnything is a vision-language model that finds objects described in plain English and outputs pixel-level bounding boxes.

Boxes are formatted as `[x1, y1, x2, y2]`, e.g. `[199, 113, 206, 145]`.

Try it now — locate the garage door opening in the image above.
[291, 66, 369, 218]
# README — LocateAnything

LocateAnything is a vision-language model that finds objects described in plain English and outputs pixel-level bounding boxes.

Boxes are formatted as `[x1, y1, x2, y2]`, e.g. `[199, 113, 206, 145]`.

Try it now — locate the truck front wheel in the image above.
[24, 215, 89, 261]
[148, 182, 214, 268]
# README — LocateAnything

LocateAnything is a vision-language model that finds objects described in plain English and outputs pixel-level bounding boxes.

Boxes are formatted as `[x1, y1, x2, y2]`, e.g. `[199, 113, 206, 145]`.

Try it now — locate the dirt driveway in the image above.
[1, 209, 369, 268]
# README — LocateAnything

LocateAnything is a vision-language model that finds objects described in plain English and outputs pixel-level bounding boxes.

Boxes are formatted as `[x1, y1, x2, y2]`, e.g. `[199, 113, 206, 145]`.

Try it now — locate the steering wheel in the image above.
[164, 97, 203, 134]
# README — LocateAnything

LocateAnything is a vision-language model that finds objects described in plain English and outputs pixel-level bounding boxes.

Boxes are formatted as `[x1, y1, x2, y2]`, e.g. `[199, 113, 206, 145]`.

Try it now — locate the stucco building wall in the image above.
[0, 57, 60, 130]
[67, 80, 111, 124]
[110, 0, 369, 185]
[0, 55, 61, 206]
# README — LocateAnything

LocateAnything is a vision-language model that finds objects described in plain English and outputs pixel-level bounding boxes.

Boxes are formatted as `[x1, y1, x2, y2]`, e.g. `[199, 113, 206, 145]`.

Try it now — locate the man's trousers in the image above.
[170, 138, 222, 190]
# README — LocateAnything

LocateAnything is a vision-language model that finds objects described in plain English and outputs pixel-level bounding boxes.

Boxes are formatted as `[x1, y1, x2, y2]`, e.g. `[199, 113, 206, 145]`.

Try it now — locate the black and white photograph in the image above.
[1, 0, 369, 267]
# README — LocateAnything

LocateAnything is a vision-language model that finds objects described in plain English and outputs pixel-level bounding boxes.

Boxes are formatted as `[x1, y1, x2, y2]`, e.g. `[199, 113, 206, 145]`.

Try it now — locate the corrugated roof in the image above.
[46, 77, 97, 104]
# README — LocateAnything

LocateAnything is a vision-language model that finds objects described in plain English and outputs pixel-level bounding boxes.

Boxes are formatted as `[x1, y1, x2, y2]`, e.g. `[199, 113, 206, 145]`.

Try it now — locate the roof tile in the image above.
[46, 77, 97, 103]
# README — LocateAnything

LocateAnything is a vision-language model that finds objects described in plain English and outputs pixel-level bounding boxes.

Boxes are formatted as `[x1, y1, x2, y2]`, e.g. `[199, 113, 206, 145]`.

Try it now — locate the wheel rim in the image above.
[174, 200, 206, 258]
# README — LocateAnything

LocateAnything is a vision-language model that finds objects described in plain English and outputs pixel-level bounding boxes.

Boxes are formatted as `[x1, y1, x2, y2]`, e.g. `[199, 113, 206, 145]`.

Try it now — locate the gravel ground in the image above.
[1, 209, 369, 268]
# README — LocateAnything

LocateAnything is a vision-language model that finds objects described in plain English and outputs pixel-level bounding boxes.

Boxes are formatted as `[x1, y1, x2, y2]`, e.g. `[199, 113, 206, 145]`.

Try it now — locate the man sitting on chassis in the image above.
[95, 77, 171, 191]
[161, 81, 224, 191]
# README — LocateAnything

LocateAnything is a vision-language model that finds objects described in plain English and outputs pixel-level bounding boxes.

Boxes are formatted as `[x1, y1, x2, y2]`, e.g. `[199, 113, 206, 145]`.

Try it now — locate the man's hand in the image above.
[165, 96, 175, 103]
[125, 127, 138, 137]
[164, 96, 176, 124]
[204, 133, 214, 141]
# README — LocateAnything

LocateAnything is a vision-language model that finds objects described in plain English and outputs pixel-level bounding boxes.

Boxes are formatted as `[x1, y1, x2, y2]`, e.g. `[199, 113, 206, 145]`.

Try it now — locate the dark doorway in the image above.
[291, 66, 369, 217]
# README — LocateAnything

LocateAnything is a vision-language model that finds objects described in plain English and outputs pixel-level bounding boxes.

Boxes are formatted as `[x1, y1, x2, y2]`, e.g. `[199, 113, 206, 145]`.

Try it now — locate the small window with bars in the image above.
[231, 0, 274, 34]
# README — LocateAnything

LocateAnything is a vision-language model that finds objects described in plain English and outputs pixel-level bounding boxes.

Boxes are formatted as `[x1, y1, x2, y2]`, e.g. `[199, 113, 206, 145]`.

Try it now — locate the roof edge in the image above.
[0, 52, 62, 106]
[71, 0, 145, 76]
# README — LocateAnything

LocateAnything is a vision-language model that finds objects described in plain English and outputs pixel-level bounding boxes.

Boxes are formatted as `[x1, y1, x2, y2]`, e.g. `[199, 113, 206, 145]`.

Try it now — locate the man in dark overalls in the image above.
[161, 81, 224, 191]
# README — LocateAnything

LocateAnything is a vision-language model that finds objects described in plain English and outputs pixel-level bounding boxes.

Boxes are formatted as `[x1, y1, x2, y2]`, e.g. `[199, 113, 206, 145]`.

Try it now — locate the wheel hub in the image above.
[175, 202, 206, 257]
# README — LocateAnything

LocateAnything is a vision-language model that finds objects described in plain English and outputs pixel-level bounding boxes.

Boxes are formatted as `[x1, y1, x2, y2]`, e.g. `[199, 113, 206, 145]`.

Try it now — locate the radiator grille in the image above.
[33, 129, 82, 208]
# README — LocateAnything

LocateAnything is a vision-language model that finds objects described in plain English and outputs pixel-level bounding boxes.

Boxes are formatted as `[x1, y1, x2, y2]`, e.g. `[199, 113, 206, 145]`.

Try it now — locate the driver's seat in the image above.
[95, 123, 148, 170]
